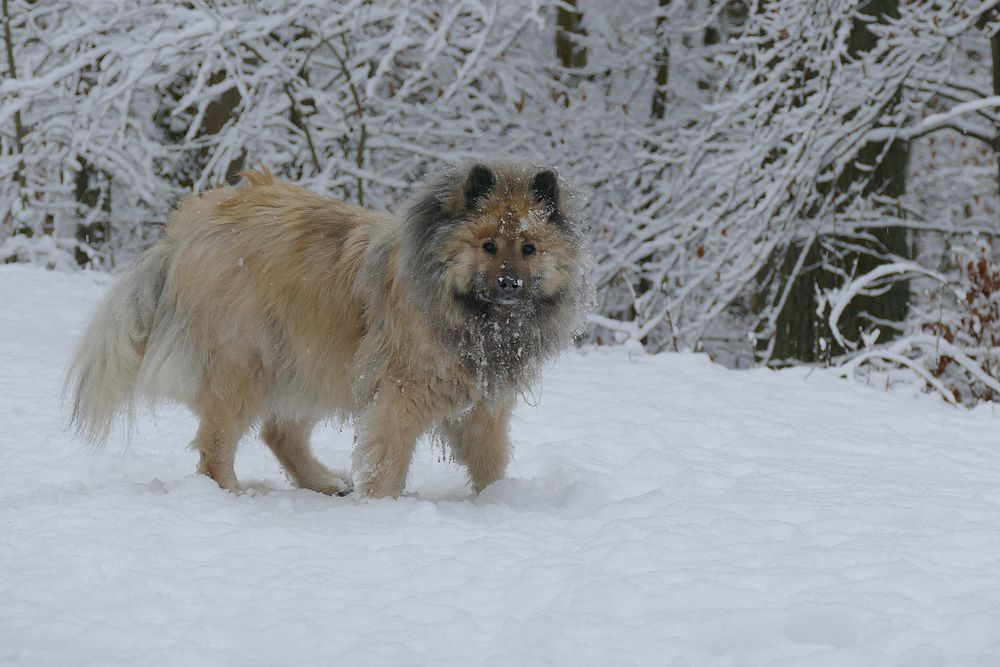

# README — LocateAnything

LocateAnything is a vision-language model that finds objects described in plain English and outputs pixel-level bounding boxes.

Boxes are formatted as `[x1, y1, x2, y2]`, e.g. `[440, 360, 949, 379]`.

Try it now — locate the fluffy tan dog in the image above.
[67, 162, 590, 498]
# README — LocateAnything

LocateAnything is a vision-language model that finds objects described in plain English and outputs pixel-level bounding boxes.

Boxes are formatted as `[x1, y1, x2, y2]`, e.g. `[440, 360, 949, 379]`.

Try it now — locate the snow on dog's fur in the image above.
[67, 162, 591, 498]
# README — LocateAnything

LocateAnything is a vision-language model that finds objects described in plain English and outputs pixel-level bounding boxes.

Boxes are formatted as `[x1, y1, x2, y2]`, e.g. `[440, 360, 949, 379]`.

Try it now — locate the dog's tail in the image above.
[66, 244, 169, 444]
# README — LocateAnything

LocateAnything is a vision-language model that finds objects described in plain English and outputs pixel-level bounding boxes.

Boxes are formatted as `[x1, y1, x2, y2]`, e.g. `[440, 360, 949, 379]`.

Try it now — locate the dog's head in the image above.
[403, 162, 585, 319]
[401, 161, 591, 388]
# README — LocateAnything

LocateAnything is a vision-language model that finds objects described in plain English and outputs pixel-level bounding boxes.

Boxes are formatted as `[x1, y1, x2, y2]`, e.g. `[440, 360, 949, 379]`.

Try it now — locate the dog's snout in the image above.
[497, 271, 523, 298]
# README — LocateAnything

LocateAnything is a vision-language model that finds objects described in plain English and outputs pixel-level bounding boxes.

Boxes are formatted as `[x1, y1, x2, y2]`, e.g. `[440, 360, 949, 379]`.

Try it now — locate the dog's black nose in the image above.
[497, 271, 523, 298]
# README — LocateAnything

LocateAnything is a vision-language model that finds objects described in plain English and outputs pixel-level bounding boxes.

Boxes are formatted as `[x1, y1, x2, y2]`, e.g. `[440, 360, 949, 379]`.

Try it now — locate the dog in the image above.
[67, 162, 591, 498]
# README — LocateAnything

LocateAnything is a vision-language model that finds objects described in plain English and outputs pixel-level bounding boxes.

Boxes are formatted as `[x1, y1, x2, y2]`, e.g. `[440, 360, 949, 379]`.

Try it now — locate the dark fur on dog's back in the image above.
[67, 161, 591, 498]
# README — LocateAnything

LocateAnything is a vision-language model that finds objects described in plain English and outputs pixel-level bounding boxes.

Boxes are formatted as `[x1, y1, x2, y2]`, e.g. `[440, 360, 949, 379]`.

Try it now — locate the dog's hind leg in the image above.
[192, 360, 264, 493]
[443, 394, 514, 493]
[261, 418, 352, 496]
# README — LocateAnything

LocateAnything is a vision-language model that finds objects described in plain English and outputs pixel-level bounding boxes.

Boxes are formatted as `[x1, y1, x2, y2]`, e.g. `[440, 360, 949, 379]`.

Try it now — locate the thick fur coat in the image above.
[67, 162, 590, 498]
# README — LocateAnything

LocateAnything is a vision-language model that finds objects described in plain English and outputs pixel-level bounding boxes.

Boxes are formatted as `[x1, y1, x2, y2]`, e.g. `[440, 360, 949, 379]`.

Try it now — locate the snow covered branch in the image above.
[824, 261, 957, 351]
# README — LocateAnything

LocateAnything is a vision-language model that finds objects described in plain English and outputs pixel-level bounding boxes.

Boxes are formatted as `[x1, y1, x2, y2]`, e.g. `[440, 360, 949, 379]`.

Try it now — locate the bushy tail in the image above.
[66, 245, 169, 444]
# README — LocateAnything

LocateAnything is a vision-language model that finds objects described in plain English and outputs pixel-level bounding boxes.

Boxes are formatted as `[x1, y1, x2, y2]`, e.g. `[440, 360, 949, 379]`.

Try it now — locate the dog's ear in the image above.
[464, 164, 496, 209]
[531, 169, 559, 210]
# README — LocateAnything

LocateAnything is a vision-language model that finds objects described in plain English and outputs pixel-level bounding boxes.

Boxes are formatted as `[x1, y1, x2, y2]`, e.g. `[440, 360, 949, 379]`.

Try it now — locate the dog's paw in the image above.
[328, 478, 354, 497]
[312, 474, 353, 497]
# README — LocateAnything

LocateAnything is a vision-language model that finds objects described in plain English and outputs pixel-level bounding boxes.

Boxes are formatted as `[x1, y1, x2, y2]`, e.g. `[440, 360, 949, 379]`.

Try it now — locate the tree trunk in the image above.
[992, 29, 999, 197]
[763, 0, 911, 364]
[555, 0, 586, 70]
[651, 0, 670, 120]
[2, 0, 27, 197]
[73, 157, 112, 266]
[202, 71, 245, 185]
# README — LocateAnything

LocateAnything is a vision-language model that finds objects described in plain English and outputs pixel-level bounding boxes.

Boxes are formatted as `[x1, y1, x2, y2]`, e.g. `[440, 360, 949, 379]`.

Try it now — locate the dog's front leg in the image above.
[442, 393, 515, 493]
[353, 376, 433, 499]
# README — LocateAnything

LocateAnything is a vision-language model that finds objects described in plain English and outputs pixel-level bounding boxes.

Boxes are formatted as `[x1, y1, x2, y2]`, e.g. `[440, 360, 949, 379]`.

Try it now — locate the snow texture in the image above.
[3, 265, 1000, 665]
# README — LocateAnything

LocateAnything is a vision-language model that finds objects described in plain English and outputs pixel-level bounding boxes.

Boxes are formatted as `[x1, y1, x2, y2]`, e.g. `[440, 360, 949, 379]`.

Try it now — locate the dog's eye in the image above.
[482, 241, 497, 255]
[522, 243, 536, 256]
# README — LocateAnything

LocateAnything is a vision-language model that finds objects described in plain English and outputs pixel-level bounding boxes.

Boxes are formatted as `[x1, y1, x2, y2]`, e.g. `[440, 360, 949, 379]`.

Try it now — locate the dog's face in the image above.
[433, 164, 579, 312]
[402, 161, 591, 388]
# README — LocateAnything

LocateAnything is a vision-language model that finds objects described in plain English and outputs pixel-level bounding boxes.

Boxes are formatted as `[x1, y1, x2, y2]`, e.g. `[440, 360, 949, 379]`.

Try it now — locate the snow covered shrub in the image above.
[0, 233, 83, 271]
[922, 242, 1000, 404]
[830, 241, 1000, 406]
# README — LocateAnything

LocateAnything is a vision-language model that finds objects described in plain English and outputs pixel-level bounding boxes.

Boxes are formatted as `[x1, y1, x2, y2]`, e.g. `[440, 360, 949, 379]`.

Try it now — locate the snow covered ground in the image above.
[3, 264, 1000, 666]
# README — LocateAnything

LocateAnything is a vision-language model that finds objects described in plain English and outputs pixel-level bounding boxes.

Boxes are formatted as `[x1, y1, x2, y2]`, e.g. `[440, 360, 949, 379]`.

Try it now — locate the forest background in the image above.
[2, 0, 999, 402]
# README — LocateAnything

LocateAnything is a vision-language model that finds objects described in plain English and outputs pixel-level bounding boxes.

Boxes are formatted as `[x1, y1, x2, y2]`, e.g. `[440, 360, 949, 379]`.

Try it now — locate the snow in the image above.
[3, 264, 1000, 665]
